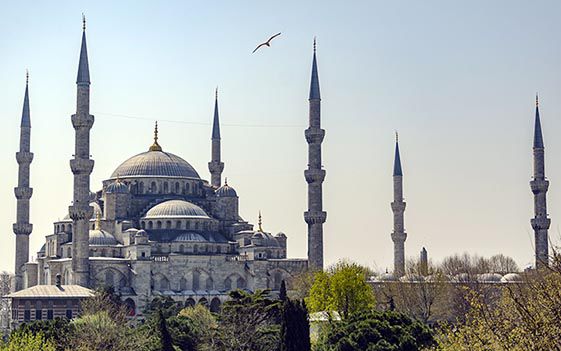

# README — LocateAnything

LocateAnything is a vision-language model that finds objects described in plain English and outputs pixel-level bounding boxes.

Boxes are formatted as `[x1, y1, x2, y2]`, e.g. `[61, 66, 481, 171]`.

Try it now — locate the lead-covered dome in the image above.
[145, 200, 209, 218]
[111, 150, 200, 179]
[89, 229, 118, 246]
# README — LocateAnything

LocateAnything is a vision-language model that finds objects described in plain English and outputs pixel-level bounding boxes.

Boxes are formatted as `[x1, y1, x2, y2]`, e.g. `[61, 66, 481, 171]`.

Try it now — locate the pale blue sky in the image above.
[1, 1, 561, 273]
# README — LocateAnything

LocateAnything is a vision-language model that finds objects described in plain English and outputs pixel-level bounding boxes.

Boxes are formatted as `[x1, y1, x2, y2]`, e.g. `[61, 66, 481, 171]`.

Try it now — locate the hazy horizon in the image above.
[1, 1, 561, 274]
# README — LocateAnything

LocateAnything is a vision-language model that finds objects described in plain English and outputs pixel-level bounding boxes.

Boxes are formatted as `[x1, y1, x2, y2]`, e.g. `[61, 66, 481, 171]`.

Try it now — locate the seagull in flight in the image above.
[252, 32, 282, 53]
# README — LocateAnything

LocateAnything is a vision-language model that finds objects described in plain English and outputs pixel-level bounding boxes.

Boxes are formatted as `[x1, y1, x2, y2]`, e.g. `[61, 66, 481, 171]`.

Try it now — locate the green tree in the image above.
[280, 299, 310, 351]
[315, 310, 435, 351]
[157, 309, 175, 351]
[216, 289, 281, 351]
[0, 330, 56, 351]
[307, 260, 376, 319]
[14, 318, 72, 351]
[178, 304, 219, 350]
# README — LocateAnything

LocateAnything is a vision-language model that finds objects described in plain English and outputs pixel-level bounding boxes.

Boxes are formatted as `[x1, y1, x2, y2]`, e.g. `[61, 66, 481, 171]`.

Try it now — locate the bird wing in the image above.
[252, 43, 267, 53]
[267, 32, 281, 43]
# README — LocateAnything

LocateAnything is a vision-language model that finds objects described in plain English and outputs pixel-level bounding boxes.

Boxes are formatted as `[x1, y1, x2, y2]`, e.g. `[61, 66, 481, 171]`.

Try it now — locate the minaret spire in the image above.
[208, 87, 224, 188]
[304, 38, 327, 270]
[69, 18, 95, 287]
[530, 94, 550, 268]
[391, 132, 407, 277]
[13, 71, 34, 291]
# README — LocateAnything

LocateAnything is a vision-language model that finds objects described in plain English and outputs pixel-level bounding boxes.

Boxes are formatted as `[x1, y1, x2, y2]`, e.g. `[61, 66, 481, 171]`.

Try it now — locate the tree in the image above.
[14, 318, 72, 351]
[157, 309, 175, 351]
[144, 296, 182, 319]
[279, 280, 287, 302]
[280, 299, 310, 351]
[0, 330, 56, 351]
[315, 310, 435, 351]
[216, 289, 281, 351]
[178, 304, 219, 350]
[306, 260, 375, 319]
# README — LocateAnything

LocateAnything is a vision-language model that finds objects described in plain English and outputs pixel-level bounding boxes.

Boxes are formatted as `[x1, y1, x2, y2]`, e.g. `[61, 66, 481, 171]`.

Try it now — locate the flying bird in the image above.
[252, 32, 282, 53]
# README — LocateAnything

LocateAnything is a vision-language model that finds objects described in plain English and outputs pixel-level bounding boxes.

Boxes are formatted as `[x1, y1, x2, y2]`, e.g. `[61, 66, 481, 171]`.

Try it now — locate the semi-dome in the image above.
[106, 180, 129, 194]
[173, 232, 207, 242]
[145, 200, 209, 218]
[89, 229, 118, 246]
[216, 182, 237, 197]
[111, 150, 200, 179]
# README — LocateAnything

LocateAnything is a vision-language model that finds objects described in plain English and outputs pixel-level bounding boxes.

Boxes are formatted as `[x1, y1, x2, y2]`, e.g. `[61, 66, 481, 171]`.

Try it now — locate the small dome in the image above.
[173, 232, 207, 242]
[275, 232, 287, 238]
[252, 232, 265, 239]
[135, 229, 148, 237]
[106, 180, 129, 194]
[399, 274, 424, 282]
[454, 273, 471, 282]
[89, 229, 118, 246]
[111, 150, 200, 179]
[145, 200, 209, 219]
[478, 273, 503, 283]
[501, 273, 522, 283]
[216, 183, 237, 197]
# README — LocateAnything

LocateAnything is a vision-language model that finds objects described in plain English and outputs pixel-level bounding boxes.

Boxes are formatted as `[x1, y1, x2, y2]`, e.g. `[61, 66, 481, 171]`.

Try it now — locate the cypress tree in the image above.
[158, 309, 174, 351]
[279, 280, 287, 302]
[281, 298, 311, 351]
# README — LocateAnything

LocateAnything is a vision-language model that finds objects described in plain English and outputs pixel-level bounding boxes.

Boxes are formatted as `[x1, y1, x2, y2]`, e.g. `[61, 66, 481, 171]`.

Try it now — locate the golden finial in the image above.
[149, 121, 162, 151]
[94, 211, 101, 231]
[224, 177, 228, 186]
[395, 130, 399, 143]
[536, 93, 539, 107]
[215, 86, 218, 100]
[26, 70, 29, 85]
[313, 37, 317, 52]
[82, 13, 86, 31]
[258, 211, 263, 232]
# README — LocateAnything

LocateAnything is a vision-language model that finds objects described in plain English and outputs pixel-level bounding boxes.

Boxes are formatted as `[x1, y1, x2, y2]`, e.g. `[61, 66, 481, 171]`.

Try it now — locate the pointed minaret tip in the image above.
[77, 15, 90, 85]
[534, 95, 544, 149]
[393, 132, 403, 176]
[21, 71, 31, 128]
[212, 89, 221, 140]
[258, 210, 263, 232]
[309, 37, 321, 100]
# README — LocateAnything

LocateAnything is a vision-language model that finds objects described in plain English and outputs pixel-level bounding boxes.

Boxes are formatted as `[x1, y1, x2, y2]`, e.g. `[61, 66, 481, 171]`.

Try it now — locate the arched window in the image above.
[68, 224, 72, 232]
[62, 224, 66, 232]
[148, 221, 153, 229]
[185, 183, 190, 193]
[124, 298, 136, 317]
[192, 271, 200, 291]
[175, 182, 180, 194]
[139, 182, 144, 194]
[180, 277, 187, 291]
[151, 182, 157, 193]
[157, 221, 162, 229]
[159, 276, 170, 291]
[210, 298, 221, 313]
[206, 277, 213, 290]
[185, 298, 196, 307]
[105, 270, 114, 287]
[163, 182, 169, 193]
[236, 277, 246, 289]
[67, 247, 71, 258]
[193, 245, 198, 254]
[179, 245, 185, 253]
[141, 221, 146, 229]
[195, 222, 199, 230]
[224, 277, 232, 290]
[166, 221, 171, 229]
[198, 297, 208, 306]
[176, 221, 182, 229]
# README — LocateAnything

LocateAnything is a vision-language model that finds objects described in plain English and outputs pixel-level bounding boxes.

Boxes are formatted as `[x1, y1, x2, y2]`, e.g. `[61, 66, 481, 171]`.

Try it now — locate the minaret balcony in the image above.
[16, 151, 34, 164]
[71, 114, 95, 129]
[305, 169, 326, 183]
[208, 161, 224, 173]
[391, 202, 406, 211]
[68, 205, 94, 221]
[531, 217, 551, 230]
[304, 211, 327, 224]
[530, 179, 549, 194]
[13, 223, 33, 235]
[70, 159, 95, 175]
[14, 187, 33, 199]
[391, 231, 407, 242]
[305, 128, 325, 144]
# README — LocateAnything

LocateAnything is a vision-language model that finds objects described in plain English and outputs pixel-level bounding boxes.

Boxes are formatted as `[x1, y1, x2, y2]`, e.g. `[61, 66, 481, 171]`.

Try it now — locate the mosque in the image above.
[11, 20, 327, 314]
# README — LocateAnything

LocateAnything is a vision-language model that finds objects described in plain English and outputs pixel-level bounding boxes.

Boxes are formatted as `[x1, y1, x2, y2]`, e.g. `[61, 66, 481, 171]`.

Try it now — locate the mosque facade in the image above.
[12, 22, 322, 314]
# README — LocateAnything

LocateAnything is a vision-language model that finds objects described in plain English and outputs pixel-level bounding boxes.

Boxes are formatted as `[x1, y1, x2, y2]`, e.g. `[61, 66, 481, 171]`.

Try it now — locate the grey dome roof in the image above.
[144, 200, 209, 218]
[106, 180, 129, 194]
[501, 273, 522, 283]
[377, 273, 397, 282]
[111, 150, 200, 179]
[216, 184, 237, 197]
[173, 232, 207, 242]
[89, 229, 118, 246]
[478, 273, 503, 282]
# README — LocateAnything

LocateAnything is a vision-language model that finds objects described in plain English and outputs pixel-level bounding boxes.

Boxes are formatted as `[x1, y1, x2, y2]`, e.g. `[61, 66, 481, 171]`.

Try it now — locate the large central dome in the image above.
[111, 150, 200, 179]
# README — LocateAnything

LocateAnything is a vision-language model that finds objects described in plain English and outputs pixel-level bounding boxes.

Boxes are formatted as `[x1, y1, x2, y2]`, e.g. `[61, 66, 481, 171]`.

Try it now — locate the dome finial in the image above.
[94, 210, 101, 231]
[149, 121, 163, 151]
[536, 93, 539, 107]
[224, 177, 228, 186]
[26, 69, 29, 85]
[395, 130, 398, 143]
[258, 210, 263, 232]
[82, 13, 86, 31]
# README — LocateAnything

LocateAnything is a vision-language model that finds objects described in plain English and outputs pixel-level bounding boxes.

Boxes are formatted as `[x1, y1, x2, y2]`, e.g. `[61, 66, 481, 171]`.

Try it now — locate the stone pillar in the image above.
[70, 24, 94, 287]
[305, 40, 327, 270]
[13, 74, 33, 292]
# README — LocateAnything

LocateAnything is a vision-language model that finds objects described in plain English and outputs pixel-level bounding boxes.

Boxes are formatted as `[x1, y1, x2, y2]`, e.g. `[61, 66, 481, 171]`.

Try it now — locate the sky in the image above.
[1, 0, 561, 274]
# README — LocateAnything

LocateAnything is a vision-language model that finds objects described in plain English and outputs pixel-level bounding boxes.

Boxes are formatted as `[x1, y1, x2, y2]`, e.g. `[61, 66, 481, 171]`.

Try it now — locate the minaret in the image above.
[530, 95, 550, 268]
[391, 132, 407, 277]
[304, 39, 327, 270]
[420, 247, 428, 276]
[69, 17, 94, 286]
[208, 88, 224, 188]
[13, 71, 34, 291]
